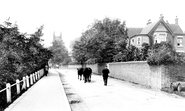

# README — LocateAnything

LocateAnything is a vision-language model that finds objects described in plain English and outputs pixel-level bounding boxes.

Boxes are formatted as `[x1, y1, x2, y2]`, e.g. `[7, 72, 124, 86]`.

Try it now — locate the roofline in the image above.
[174, 34, 185, 36]
[148, 19, 174, 36]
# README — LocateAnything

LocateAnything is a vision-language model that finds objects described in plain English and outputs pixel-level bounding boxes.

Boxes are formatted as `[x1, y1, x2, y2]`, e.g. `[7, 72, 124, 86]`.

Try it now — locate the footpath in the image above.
[5, 69, 71, 111]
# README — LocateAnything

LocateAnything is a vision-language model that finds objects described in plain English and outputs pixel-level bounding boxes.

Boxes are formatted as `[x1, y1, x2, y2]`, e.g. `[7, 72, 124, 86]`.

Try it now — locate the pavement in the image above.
[58, 68, 185, 111]
[5, 69, 71, 111]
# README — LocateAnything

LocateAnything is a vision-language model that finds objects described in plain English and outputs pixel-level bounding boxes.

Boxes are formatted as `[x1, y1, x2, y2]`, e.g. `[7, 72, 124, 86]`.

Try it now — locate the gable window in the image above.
[177, 37, 183, 47]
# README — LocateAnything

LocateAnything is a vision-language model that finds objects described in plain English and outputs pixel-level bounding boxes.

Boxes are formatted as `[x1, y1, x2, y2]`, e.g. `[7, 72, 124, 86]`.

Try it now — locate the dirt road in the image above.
[57, 68, 185, 111]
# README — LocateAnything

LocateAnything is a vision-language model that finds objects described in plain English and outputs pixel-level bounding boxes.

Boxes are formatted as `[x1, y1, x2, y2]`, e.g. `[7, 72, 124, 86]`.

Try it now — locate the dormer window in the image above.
[177, 36, 183, 47]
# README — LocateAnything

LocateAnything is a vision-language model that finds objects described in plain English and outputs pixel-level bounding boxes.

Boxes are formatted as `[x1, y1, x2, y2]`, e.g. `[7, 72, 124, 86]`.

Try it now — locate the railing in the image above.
[0, 68, 44, 104]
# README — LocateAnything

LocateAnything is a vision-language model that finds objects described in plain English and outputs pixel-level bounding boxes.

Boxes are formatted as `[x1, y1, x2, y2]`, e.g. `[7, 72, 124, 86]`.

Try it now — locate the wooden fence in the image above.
[0, 69, 44, 103]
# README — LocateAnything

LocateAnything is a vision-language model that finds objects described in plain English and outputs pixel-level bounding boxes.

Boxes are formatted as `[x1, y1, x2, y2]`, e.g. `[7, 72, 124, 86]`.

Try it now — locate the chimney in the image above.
[147, 19, 152, 25]
[175, 16, 178, 25]
[166, 20, 169, 24]
[159, 14, 164, 20]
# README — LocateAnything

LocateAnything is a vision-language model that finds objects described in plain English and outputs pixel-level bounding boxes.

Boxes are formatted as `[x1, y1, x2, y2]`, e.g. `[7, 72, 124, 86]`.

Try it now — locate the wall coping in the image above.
[109, 61, 147, 65]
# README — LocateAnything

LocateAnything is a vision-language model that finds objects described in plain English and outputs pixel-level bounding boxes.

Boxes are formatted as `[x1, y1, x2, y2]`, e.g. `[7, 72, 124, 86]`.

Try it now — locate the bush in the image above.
[147, 42, 184, 65]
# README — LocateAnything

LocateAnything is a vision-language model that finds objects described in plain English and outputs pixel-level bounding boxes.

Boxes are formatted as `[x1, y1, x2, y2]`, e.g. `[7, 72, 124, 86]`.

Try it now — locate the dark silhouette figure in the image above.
[44, 65, 49, 76]
[102, 66, 110, 86]
[77, 68, 83, 80]
[83, 67, 92, 83]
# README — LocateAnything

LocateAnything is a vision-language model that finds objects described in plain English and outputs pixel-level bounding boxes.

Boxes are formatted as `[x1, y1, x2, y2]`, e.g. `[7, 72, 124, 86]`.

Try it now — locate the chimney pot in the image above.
[175, 16, 178, 25]
[147, 19, 152, 25]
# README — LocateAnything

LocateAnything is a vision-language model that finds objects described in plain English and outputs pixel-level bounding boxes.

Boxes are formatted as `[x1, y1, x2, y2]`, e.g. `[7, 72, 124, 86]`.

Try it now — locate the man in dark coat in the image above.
[44, 64, 49, 76]
[77, 67, 83, 80]
[102, 66, 110, 86]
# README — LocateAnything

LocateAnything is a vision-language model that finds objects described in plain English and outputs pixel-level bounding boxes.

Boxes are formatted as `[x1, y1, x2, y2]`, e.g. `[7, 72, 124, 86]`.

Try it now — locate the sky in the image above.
[1, 0, 185, 52]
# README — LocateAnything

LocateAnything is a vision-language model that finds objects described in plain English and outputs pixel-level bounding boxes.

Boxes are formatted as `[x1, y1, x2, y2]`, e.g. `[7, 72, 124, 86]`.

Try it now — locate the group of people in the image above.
[77, 67, 92, 83]
[77, 65, 110, 86]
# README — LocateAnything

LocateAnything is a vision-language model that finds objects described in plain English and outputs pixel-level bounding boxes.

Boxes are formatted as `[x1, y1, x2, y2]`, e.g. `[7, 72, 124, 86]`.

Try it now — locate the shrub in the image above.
[147, 42, 184, 65]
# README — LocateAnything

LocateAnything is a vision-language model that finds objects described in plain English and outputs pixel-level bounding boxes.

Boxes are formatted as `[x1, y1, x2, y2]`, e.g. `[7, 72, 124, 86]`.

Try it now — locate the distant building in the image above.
[53, 31, 62, 42]
[128, 15, 185, 52]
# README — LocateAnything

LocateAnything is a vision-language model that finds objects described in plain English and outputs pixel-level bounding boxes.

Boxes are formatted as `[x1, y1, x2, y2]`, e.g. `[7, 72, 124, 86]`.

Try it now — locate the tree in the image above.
[87, 18, 128, 63]
[72, 17, 128, 64]
[0, 20, 52, 110]
[72, 35, 89, 65]
[49, 39, 70, 66]
[0, 20, 52, 87]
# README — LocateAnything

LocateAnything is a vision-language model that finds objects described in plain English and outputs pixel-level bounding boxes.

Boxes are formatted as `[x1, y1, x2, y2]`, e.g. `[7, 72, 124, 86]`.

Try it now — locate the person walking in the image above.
[102, 66, 110, 86]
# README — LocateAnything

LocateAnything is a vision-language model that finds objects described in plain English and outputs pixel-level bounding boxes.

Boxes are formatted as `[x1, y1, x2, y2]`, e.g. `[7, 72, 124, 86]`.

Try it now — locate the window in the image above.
[177, 37, 183, 47]
[159, 34, 166, 42]
[137, 37, 141, 46]
[153, 33, 166, 43]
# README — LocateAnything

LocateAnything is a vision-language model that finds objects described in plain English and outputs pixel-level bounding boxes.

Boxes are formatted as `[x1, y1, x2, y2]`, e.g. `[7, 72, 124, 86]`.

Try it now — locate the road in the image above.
[57, 68, 185, 111]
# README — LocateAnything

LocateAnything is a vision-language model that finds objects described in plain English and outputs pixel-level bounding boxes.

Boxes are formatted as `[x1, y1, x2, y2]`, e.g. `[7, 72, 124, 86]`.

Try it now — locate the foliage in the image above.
[140, 43, 150, 61]
[113, 45, 141, 62]
[147, 42, 183, 65]
[72, 33, 90, 64]
[72, 17, 128, 64]
[0, 20, 52, 88]
[49, 39, 71, 66]
[0, 20, 52, 110]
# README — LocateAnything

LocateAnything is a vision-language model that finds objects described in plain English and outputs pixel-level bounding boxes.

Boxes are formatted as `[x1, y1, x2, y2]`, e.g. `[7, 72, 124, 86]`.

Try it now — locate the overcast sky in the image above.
[1, 0, 185, 52]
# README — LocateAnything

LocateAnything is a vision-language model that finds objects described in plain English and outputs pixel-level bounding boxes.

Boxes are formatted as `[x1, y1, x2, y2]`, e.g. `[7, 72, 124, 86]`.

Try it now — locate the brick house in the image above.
[128, 15, 185, 52]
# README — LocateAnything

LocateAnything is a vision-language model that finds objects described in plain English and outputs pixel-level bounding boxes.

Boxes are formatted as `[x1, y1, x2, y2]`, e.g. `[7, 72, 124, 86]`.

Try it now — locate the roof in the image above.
[167, 24, 183, 34]
[127, 28, 142, 37]
[128, 18, 184, 38]
[140, 20, 159, 34]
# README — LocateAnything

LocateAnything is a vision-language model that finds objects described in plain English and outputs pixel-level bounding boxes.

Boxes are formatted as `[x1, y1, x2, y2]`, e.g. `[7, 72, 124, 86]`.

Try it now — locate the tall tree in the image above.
[49, 39, 70, 65]
[72, 17, 128, 63]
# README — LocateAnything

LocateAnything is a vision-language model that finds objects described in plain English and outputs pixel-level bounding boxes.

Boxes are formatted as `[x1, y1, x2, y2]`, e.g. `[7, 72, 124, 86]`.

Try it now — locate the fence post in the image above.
[30, 74, 33, 85]
[16, 79, 20, 95]
[33, 73, 35, 83]
[6, 83, 11, 103]
[42, 69, 44, 76]
[35, 72, 38, 80]
[26, 76, 29, 88]
[41, 69, 43, 76]
[37, 71, 39, 79]
[22, 77, 26, 90]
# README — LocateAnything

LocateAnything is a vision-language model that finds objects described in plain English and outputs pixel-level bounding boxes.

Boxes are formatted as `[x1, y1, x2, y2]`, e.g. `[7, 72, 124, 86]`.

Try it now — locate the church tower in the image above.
[53, 31, 62, 41]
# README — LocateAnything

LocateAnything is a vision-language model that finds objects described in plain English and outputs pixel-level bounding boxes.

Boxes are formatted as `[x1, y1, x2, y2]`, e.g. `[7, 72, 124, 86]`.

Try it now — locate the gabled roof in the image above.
[127, 28, 142, 37]
[140, 20, 159, 34]
[128, 18, 185, 38]
[167, 24, 183, 34]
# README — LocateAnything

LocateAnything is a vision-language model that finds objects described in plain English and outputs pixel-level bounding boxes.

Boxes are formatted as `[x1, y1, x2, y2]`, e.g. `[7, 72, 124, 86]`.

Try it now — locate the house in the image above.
[128, 15, 185, 52]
